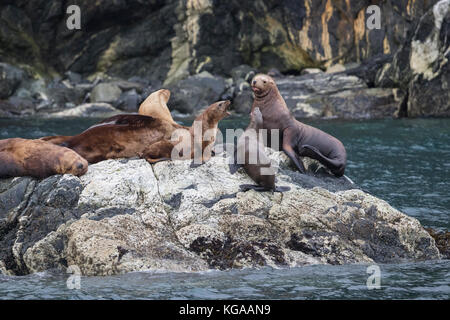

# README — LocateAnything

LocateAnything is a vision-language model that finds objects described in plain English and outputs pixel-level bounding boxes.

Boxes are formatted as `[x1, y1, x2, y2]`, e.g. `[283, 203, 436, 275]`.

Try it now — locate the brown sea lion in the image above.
[144, 100, 231, 164]
[138, 89, 176, 124]
[40, 135, 73, 145]
[230, 107, 290, 192]
[46, 101, 230, 165]
[0, 138, 88, 179]
[250, 74, 347, 177]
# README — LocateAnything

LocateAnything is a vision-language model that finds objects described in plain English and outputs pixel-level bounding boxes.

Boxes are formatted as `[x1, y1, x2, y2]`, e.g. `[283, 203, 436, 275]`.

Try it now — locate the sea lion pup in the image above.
[0, 138, 88, 179]
[138, 89, 176, 124]
[230, 108, 290, 192]
[143, 100, 231, 164]
[250, 74, 347, 177]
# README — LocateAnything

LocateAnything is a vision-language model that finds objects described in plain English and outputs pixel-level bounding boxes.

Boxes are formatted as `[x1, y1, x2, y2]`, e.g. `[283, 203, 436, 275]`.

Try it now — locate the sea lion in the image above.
[250, 74, 347, 177]
[0, 138, 88, 179]
[230, 107, 289, 192]
[45, 100, 230, 165]
[143, 100, 231, 164]
[138, 89, 176, 124]
[40, 89, 175, 146]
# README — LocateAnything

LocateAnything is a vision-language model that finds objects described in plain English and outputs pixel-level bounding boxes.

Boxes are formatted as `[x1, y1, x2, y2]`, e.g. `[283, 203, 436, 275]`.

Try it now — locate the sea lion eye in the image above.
[263, 80, 267, 84]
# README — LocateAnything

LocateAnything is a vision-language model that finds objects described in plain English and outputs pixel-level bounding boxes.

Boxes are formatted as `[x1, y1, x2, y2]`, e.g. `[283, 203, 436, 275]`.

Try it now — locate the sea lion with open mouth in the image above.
[143, 100, 231, 164]
[250, 74, 347, 177]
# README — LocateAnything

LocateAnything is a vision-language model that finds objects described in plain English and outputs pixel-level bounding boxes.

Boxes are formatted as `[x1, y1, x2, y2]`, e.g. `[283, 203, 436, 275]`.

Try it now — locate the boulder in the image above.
[113, 89, 141, 112]
[0, 63, 26, 99]
[276, 73, 405, 119]
[0, 149, 441, 276]
[168, 72, 227, 114]
[90, 83, 122, 103]
[49, 103, 121, 117]
[376, 0, 450, 117]
[231, 65, 257, 83]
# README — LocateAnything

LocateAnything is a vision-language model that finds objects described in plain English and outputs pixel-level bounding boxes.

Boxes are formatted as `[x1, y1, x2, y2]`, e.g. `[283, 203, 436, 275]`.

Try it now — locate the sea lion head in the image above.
[251, 74, 276, 98]
[147, 89, 170, 104]
[206, 100, 231, 121]
[58, 150, 88, 176]
[157, 89, 171, 104]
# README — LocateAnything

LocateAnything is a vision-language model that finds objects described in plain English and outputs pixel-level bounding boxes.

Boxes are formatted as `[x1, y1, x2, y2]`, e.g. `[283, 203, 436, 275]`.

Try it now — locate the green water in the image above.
[0, 116, 448, 299]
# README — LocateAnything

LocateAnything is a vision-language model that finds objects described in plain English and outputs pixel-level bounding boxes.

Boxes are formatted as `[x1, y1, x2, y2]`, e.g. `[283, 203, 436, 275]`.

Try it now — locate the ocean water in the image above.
[0, 116, 449, 299]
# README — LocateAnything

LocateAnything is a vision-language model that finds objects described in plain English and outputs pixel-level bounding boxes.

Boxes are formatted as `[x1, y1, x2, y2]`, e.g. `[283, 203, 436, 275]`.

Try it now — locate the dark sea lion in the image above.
[144, 100, 231, 164]
[43, 101, 230, 165]
[0, 138, 88, 179]
[138, 89, 176, 125]
[230, 107, 290, 192]
[250, 74, 347, 177]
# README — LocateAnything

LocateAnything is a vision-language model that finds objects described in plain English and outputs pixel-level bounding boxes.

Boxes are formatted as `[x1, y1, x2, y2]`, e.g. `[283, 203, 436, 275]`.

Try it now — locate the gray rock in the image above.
[232, 79, 254, 114]
[90, 83, 122, 103]
[0, 63, 26, 99]
[301, 68, 323, 75]
[111, 80, 145, 94]
[45, 81, 87, 107]
[113, 89, 141, 112]
[274, 73, 404, 119]
[0, 150, 440, 276]
[376, 0, 450, 117]
[64, 71, 83, 84]
[49, 103, 121, 117]
[231, 65, 257, 83]
[168, 72, 227, 114]
[4, 97, 35, 116]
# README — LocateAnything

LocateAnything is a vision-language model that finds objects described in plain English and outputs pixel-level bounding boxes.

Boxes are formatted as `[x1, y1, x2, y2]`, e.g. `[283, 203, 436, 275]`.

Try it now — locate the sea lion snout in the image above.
[69, 157, 88, 176]
[217, 100, 231, 117]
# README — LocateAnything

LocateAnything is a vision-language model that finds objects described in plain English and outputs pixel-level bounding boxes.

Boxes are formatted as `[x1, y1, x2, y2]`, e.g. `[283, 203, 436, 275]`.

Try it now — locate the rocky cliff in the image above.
[0, 149, 441, 276]
[0, 0, 448, 118]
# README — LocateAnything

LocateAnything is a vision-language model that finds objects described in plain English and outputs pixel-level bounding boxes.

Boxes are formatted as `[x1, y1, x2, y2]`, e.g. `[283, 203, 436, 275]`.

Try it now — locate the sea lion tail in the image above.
[302, 144, 345, 176]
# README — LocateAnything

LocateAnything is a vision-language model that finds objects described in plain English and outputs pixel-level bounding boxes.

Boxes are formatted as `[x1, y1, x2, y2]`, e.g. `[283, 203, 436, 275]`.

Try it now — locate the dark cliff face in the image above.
[0, 0, 439, 83]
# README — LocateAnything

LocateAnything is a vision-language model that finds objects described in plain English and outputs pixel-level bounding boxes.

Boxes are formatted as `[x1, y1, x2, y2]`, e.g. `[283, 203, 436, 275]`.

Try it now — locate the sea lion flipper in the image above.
[282, 144, 306, 173]
[145, 157, 171, 164]
[302, 144, 343, 173]
[239, 184, 271, 192]
[274, 186, 291, 192]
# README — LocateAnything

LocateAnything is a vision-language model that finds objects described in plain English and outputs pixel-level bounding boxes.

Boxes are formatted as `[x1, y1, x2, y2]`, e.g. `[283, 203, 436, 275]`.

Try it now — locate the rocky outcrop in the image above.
[0, 1, 438, 82]
[276, 72, 405, 119]
[0, 148, 441, 276]
[376, 0, 450, 117]
[0, 1, 447, 119]
[167, 71, 227, 114]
